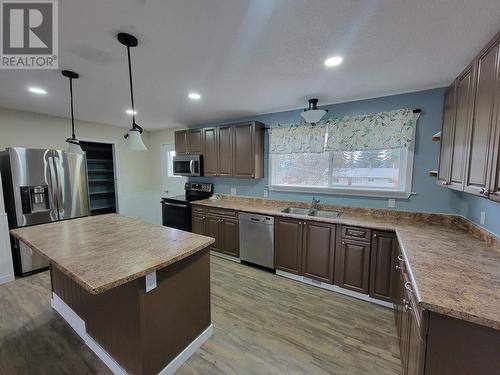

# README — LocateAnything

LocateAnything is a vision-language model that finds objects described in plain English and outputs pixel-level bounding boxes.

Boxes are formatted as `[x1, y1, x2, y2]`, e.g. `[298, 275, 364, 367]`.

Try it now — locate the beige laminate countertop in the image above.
[193, 197, 500, 331]
[10, 214, 214, 295]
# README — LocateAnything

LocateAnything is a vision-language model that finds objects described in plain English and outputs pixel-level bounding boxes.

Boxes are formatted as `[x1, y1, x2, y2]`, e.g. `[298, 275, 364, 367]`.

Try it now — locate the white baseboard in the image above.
[275, 270, 393, 309]
[210, 251, 241, 263]
[51, 292, 213, 375]
[158, 325, 213, 375]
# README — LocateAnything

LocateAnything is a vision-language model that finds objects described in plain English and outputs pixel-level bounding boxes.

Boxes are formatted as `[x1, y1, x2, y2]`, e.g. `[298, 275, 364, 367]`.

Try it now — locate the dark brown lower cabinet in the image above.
[275, 217, 303, 275]
[301, 221, 335, 283]
[192, 213, 207, 236]
[220, 217, 239, 257]
[200, 208, 239, 258]
[336, 238, 371, 294]
[206, 216, 223, 252]
[369, 231, 397, 302]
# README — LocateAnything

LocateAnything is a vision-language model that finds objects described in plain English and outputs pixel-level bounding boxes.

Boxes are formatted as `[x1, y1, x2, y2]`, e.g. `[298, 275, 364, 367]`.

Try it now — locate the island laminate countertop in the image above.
[193, 197, 500, 331]
[10, 214, 215, 295]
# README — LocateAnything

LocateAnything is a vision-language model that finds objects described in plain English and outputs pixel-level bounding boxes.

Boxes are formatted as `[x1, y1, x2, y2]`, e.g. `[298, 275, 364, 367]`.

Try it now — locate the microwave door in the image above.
[174, 160, 191, 176]
[52, 150, 90, 220]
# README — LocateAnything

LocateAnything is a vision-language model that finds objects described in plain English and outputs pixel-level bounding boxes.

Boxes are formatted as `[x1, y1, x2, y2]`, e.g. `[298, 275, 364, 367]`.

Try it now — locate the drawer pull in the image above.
[348, 229, 366, 237]
[404, 282, 414, 294]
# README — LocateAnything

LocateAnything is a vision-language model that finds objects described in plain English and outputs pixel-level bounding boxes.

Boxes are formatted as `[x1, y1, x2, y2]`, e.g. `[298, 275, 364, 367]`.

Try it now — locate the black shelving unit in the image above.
[80, 141, 117, 216]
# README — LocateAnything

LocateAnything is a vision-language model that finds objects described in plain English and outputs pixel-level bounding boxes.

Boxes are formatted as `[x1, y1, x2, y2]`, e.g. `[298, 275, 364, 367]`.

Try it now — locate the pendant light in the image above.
[118, 32, 147, 151]
[301, 98, 328, 125]
[62, 70, 84, 154]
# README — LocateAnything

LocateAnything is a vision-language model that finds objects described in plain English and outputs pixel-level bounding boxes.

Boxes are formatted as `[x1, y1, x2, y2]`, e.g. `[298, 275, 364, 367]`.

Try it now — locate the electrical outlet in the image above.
[263, 189, 269, 198]
[388, 199, 396, 208]
[480, 211, 486, 225]
[230, 187, 237, 195]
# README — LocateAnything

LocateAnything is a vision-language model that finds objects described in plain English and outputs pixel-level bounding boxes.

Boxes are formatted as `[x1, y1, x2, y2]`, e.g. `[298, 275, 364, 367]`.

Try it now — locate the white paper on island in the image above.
[145, 271, 157, 292]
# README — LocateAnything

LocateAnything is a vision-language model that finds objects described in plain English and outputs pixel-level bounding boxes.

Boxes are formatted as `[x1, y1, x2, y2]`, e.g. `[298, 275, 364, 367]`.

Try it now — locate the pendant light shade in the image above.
[62, 70, 84, 154]
[301, 98, 328, 124]
[118, 32, 147, 151]
[126, 127, 147, 150]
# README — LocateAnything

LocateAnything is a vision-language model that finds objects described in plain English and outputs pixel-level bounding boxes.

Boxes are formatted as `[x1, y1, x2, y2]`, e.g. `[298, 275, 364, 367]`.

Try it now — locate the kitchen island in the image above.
[10, 214, 215, 375]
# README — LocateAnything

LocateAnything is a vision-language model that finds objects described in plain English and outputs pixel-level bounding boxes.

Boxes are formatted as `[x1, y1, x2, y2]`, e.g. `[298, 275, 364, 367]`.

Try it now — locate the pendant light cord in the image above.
[126, 44, 136, 126]
[69, 77, 75, 139]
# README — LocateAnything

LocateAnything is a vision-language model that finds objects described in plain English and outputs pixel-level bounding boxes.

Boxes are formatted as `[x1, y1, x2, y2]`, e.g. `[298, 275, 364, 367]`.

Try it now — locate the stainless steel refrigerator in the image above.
[0, 147, 90, 276]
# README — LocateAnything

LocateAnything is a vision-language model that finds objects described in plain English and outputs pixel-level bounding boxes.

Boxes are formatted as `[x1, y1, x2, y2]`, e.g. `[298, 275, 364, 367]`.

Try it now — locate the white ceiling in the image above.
[1, 0, 500, 130]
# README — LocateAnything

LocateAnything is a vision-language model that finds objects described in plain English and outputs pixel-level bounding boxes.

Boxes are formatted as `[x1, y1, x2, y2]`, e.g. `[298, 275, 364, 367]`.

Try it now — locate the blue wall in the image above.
[461, 194, 500, 236]
[191, 88, 499, 235]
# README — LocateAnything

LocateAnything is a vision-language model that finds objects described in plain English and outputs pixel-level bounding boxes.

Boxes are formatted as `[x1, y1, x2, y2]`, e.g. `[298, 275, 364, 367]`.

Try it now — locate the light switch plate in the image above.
[145, 271, 157, 293]
[263, 189, 269, 198]
[388, 199, 396, 208]
[480, 211, 486, 225]
[230, 187, 237, 195]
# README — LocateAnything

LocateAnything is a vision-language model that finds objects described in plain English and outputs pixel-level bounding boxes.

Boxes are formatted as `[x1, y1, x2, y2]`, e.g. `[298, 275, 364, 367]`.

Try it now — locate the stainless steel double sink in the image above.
[281, 207, 341, 218]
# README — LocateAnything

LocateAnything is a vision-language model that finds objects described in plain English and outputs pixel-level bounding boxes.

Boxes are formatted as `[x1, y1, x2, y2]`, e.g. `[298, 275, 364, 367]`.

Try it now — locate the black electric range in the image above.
[161, 182, 213, 231]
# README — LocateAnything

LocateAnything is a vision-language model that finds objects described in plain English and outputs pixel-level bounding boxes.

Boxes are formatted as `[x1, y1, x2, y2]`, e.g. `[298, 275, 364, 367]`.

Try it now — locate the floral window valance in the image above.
[269, 122, 327, 154]
[269, 108, 416, 154]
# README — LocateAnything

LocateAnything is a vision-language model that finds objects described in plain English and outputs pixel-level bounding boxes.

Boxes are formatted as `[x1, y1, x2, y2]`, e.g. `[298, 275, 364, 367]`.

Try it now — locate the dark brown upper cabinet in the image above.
[275, 217, 303, 275]
[464, 40, 499, 197]
[449, 65, 474, 190]
[202, 127, 218, 177]
[175, 122, 264, 179]
[174, 129, 202, 155]
[437, 85, 456, 186]
[369, 231, 397, 302]
[301, 221, 336, 283]
[437, 29, 500, 203]
[217, 125, 233, 177]
[232, 122, 264, 178]
[490, 108, 500, 202]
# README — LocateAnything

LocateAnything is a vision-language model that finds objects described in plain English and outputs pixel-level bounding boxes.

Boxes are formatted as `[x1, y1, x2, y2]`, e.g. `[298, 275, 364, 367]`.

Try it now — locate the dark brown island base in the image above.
[10, 214, 214, 375]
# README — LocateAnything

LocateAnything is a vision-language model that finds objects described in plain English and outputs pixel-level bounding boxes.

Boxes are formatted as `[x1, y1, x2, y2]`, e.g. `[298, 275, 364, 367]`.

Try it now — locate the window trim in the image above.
[268, 142, 415, 199]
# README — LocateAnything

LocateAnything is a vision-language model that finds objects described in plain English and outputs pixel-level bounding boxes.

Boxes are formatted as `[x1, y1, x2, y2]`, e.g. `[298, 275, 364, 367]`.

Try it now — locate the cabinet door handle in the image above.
[373, 233, 377, 238]
[404, 282, 414, 294]
[342, 241, 345, 245]
[397, 254, 404, 262]
[395, 265, 401, 270]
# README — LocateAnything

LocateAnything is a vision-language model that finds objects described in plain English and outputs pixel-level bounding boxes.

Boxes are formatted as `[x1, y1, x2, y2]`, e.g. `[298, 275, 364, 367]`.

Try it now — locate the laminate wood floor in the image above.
[0, 256, 401, 375]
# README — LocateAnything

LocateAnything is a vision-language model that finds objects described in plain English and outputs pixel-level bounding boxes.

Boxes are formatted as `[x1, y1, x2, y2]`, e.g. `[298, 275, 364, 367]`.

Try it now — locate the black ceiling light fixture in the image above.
[118, 32, 147, 151]
[301, 98, 328, 125]
[62, 70, 84, 154]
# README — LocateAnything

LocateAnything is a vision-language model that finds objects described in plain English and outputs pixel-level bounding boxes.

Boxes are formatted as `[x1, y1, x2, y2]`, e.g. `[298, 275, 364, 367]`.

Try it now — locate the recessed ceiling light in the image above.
[188, 92, 201, 100]
[126, 109, 137, 115]
[28, 87, 47, 95]
[324, 56, 343, 67]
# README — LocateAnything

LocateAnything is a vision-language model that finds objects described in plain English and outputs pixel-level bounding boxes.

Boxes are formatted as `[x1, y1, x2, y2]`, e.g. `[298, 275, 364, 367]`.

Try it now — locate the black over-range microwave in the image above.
[173, 154, 203, 177]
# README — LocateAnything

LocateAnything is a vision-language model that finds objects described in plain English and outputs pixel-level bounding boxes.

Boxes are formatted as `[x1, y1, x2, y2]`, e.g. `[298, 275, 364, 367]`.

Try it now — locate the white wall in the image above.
[0, 106, 160, 223]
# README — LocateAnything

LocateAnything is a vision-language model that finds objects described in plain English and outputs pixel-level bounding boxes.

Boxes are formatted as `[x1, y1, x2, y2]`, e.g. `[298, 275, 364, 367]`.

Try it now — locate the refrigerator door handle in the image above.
[46, 152, 60, 221]
[52, 151, 65, 219]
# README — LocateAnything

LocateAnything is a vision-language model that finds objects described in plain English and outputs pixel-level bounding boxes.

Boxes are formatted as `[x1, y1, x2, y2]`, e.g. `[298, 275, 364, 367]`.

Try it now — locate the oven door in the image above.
[173, 155, 201, 177]
[161, 200, 191, 231]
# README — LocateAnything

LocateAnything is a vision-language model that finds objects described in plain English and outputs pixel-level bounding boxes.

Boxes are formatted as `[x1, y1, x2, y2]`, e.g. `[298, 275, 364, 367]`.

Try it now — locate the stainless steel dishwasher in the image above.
[239, 212, 275, 269]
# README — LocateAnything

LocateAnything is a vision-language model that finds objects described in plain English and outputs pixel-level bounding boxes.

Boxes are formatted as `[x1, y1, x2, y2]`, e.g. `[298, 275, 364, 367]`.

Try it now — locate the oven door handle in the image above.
[162, 202, 188, 209]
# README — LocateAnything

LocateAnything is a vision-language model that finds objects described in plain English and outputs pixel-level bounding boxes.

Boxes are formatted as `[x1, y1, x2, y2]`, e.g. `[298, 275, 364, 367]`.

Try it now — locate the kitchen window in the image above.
[270, 147, 413, 198]
[268, 109, 418, 198]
